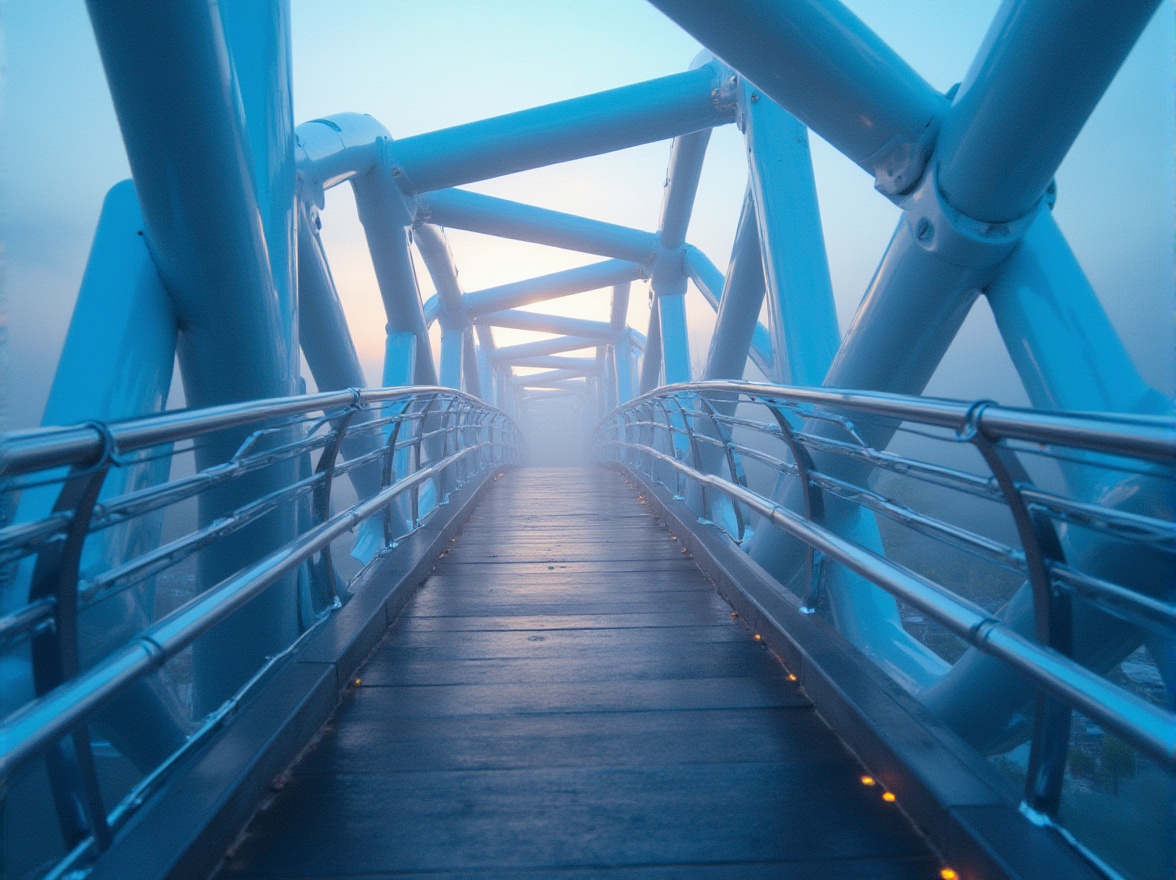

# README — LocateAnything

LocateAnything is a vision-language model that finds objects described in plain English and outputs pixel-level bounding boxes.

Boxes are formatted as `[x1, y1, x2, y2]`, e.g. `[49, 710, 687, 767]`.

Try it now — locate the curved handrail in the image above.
[596, 383, 1176, 799]
[0, 386, 523, 864]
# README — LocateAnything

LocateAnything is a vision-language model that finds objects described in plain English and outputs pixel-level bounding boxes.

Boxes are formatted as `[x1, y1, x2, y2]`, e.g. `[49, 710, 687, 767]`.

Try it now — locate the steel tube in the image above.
[463, 260, 647, 316]
[658, 130, 712, 251]
[462, 330, 483, 399]
[390, 63, 734, 193]
[657, 294, 692, 385]
[40, 182, 176, 429]
[985, 211, 1161, 414]
[294, 113, 387, 194]
[683, 245, 773, 373]
[476, 310, 613, 340]
[507, 356, 597, 372]
[418, 189, 658, 262]
[521, 378, 588, 392]
[463, 260, 649, 317]
[510, 369, 596, 386]
[85, 0, 296, 408]
[413, 224, 466, 318]
[492, 336, 600, 362]
[610, 282, 631, 332]
[638, 301, 663, 396]
[439, 329, 464, 390]
[0, 442, 500, 780]
[645, 0, 947, 194]
[937, 0, 1164, 223]
[351, 177, 437, 385]
[744, 91, 839, 386]
[609, 442, 1176, 769]
[647, 381, 1175, 462]
[221, 0, 298, 374]
[86, 0, 307, 712]
[702, 192, 768, 381]
[297, 202, 368, 393]
[0, 388, 502, 477]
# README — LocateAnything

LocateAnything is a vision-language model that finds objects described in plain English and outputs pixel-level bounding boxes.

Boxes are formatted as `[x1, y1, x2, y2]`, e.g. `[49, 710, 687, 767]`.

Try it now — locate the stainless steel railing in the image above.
[0, 386, 521, 867]
[596, 380, 1174, 823]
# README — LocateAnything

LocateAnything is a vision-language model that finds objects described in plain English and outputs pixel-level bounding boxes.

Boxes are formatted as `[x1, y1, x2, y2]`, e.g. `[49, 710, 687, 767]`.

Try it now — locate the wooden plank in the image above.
[295, 706, 849, 775]
[355, 640, 789, 687]
[222, 467, 938, 879]
[372, 624, 753, 660]
[225, 763, 930, 876]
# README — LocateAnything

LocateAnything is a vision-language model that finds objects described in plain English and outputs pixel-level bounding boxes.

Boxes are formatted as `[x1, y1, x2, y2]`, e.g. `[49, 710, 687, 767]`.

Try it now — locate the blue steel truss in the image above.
[0, 1, 1172, 878]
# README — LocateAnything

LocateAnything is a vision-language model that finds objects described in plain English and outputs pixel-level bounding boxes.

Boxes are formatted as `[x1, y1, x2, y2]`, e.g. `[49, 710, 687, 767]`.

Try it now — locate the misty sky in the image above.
[2, 1, 1173, 431]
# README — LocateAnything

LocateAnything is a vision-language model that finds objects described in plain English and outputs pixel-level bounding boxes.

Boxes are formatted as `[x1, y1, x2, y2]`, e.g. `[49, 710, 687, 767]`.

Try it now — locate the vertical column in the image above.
[86, 0, 302, 713]
[30, 180, 188, 769]
[438, 325, 464, 389]
[352, 180, 437, 386]
[702, 191, 767, 381]
[638, 299, 663, 395]
[657, 293, 692, 385]
[462, 329, 483, 398]
[743, 87, 839, 386]
[652, 130, 711, 385]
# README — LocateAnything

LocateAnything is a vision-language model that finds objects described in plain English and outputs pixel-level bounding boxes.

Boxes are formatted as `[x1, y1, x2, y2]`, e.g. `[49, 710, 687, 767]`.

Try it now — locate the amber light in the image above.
[940, 869, 959, 880]
[882, 791, 896, 803]
[859, 775, 875, 786]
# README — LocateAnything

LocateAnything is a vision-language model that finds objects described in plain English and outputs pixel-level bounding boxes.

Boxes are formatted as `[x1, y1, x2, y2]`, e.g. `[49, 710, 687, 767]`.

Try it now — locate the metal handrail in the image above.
[0, 386, 522, 861]
[596, 384, 1176, 788]
[643, 380, 1175, 462]
[0, 442, 488, 779]
[0, 386, 496, 478]
[610, 438, 1176, 770]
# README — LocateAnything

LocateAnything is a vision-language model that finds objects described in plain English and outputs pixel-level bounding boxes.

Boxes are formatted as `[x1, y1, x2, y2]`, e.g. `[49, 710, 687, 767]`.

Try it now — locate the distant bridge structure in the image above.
[0, 1, 1172, 879]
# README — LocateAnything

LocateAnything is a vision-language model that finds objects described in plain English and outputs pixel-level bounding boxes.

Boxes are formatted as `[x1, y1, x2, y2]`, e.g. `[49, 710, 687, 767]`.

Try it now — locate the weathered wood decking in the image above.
[220, 467, 939, 878]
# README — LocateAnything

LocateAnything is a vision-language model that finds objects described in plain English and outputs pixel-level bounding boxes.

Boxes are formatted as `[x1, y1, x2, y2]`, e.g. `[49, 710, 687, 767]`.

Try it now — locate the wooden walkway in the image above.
[221, 467, 939, 879]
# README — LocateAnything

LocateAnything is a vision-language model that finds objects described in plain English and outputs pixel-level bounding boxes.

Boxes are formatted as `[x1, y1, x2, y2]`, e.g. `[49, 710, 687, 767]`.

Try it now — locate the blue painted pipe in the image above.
[418, 189, 658, 263]
[658, 130, 712, 251]
[493, 336, 601, 362]
[638, 300, 663, 395]
[937, 0, 1163, 223]
[744, 88, 839, 387]
[297, 203, 367, 392]
[702, 192, 767, 381]
[461, 330, 483, 399]
[87, 0, 302, 714]
[645, 0, 947, 195]
[509, 356, 597, 371]
[683, 245, 773, 376]
[463, 259, 647, 315]
[391, 63, 735, 193]
[477, 310, 613, 340]
[352, 176, 437, 386]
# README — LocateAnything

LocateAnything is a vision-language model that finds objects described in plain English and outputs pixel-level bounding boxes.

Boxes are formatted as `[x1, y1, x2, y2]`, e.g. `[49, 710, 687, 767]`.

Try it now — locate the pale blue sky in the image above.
[2, 1, 1172, 429]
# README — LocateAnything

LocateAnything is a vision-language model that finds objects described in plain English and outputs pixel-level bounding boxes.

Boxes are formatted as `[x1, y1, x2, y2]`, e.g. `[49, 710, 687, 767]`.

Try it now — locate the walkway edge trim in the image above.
[84, 468, 508, 880]
[610, 462, 1104, 880]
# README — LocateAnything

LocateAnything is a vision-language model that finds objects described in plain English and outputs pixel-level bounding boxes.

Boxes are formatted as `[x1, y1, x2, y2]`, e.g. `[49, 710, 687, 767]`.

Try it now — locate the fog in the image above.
[1, 2, 1172, 435]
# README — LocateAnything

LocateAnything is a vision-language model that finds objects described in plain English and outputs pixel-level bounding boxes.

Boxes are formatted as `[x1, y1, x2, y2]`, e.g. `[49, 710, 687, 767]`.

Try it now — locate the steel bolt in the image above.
[915, 218, 934, 243]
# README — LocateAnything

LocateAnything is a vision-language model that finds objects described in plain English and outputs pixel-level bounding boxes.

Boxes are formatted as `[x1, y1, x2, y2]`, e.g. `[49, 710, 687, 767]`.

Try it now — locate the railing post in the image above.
[28, 441, 114, 849]
[650, 399, 685, 500]
[764, 401, 826, 613]
[963, 403, 1071, 818]
[380, 402, 408, 548]
[411, 396, 439, 527]
[306, 407, 356, 619]
[666, 395, 708, 520]
[694, 393, 749, 541]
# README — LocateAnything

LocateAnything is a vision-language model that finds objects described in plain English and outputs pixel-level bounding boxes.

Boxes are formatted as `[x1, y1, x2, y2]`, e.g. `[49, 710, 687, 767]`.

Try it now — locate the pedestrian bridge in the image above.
[1, 2, 1173, 879]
